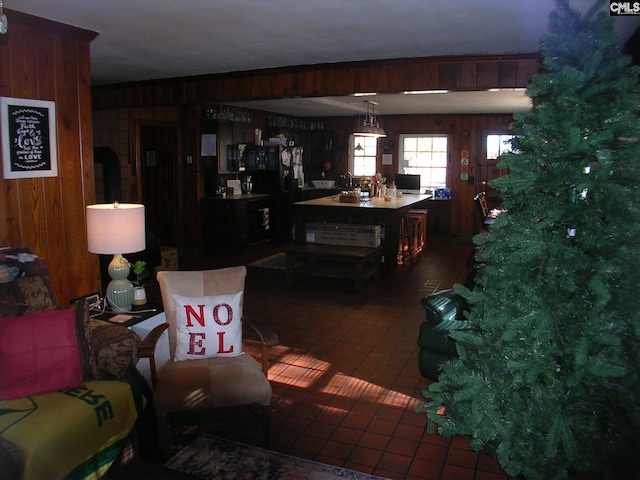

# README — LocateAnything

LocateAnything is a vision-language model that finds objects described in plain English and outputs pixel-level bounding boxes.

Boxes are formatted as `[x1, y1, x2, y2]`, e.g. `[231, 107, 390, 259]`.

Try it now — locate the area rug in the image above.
[165, 434, 389, 480]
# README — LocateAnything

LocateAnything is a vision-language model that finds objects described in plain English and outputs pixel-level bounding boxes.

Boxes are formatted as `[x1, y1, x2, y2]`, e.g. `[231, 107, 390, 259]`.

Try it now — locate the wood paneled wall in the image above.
[0, 10, 100, 304]
[93, 55, 540, 109]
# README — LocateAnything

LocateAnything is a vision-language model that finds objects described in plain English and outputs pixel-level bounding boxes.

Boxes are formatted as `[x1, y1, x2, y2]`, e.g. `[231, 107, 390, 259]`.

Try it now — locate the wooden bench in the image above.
[285, 243, 382, 291]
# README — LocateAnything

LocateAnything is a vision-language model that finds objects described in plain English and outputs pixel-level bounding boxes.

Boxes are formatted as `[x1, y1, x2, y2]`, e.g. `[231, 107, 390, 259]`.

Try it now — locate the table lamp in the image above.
[86, 202, 146, 312]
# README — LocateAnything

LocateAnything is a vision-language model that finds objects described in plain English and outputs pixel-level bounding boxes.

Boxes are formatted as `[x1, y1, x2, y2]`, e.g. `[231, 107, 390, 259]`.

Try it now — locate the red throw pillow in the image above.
[0, 306, 84, 400]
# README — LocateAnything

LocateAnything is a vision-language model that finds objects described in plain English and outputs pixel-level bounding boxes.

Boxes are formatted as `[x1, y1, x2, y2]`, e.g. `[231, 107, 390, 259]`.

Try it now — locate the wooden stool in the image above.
[406, 209, 428, 261]
[397, 215, 412, 265]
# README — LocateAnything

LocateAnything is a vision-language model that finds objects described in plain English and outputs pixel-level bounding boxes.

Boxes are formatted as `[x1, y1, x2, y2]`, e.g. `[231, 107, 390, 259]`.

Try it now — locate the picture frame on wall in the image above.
[1, 96, 58, 179]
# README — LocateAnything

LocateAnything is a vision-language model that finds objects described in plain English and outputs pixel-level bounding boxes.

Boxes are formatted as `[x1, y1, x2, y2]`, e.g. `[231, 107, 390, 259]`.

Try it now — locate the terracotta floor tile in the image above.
[440, 464, 476, 480]
[408, 457, 444, 480]
[331, 425, 364, 445]
[446, 447, 479, 469]
[386, 437, 420, 457]
[318, 439, 354, 462]
[415, 442, 449, 463]
[348, 445, 384, 468]
[291, 433, 327, 456]
[377, 451, 415, 476]
[367, 418, 398, 436]
[304, 420, 337, 440]
[340, 413, 372, 430]
[394, 423, 425, 442]
[374, 406, 405, 423]
[358, 431, 390, 451]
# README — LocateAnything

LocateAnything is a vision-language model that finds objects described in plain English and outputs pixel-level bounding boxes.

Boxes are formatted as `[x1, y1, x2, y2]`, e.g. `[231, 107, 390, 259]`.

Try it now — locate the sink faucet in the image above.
[346, 171, 352, 188]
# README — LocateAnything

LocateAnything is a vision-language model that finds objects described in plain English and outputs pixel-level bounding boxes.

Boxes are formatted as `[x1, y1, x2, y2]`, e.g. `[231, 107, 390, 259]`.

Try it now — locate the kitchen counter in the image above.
[292, 193, 432, 273]
[204, 193, 271, 201]
[294, 193, 431, 210]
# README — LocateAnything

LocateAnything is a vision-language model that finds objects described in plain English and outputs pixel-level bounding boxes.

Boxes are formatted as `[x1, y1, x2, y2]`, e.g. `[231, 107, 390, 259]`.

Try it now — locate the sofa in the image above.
[417, 288, 470, 381]
[0, 248, 148, 480]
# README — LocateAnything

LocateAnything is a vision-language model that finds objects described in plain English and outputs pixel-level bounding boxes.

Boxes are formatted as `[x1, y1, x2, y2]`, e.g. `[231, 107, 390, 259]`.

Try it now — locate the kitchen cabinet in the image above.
[201, 194, 271, 255]
[426, 199, 451, 236]
[201, 118, 255, 174]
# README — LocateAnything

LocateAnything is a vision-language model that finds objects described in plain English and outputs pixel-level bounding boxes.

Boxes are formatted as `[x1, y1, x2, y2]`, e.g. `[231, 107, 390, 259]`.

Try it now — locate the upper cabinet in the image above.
[200, 107, 337, 180]
[201, 109, 256, 175]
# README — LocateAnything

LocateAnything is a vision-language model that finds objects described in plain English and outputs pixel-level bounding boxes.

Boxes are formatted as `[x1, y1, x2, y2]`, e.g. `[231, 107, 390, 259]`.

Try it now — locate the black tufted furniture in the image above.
[417, 289, 470, 381]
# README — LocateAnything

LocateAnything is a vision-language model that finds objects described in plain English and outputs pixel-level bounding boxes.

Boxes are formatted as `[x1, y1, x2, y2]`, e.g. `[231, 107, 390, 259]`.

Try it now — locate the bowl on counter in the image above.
[311, 180, 336, 188]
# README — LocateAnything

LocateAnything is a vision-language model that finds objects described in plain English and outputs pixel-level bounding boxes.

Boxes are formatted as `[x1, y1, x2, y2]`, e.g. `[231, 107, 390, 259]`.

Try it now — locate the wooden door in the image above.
[139, 124, 178, 247]
[478, 130, 513, 211]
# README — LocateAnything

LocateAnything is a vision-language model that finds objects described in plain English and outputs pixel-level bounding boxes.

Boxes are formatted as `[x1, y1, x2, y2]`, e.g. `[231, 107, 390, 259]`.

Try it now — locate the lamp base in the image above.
[106, 279, 134, 312]
[106, 253, 134, 312]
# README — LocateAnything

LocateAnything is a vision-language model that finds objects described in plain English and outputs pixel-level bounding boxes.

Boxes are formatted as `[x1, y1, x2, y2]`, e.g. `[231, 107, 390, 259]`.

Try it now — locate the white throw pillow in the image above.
[173, 292, 243, 361]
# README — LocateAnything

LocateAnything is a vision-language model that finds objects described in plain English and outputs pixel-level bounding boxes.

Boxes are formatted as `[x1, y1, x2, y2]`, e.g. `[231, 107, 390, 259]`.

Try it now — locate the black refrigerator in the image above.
[243, 144, 303, 243]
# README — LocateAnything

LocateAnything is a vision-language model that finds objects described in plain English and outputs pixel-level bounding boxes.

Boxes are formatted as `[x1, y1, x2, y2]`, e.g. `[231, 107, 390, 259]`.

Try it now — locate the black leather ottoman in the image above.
[417, 289, 470, 381]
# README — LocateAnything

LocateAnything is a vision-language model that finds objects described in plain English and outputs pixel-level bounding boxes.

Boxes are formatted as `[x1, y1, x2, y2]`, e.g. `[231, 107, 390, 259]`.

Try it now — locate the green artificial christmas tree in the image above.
[418, 1, 640, 478]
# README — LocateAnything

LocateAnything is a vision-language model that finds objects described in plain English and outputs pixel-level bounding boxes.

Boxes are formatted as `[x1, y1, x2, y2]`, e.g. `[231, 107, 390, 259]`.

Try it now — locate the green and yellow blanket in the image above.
[0, 380, 143, 480]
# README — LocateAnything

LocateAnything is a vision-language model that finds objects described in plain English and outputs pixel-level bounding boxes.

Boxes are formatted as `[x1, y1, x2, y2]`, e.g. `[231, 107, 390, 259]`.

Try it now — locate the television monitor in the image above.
[395, 174, 422, 194]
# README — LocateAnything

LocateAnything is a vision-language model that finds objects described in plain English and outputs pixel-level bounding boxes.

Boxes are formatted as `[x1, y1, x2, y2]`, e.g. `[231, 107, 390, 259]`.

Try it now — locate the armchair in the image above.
[140, 266, 278, 451]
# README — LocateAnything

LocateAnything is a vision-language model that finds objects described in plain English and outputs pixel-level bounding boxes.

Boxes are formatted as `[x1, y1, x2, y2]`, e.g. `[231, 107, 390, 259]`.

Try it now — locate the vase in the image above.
[132, 286, 147, 306]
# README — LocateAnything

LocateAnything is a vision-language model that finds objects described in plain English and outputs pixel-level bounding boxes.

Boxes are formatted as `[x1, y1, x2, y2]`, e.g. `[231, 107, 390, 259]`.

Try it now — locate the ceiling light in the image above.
[403, 90, 449, 95]
[0, 1, 7, 35]
[353, 100, 387, 138]
[352, 92, 378, 97]
[487, 88, 527, 92]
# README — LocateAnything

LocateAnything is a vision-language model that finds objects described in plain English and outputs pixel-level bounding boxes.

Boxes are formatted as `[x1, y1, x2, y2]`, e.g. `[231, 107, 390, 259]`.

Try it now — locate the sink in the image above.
[312, 180, 336, 188]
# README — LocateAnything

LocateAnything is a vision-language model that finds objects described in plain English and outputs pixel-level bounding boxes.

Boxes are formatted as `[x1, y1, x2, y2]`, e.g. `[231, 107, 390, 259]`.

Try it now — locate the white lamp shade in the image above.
[86, 203, 146, 254]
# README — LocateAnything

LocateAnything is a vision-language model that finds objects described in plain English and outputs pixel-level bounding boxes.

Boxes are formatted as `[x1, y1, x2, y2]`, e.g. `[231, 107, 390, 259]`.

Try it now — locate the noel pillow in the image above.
[173, 292, 244, 361]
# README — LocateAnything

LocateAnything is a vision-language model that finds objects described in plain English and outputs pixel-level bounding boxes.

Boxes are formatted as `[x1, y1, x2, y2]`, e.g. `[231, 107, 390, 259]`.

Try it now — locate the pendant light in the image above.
[354, 100, 386, 138]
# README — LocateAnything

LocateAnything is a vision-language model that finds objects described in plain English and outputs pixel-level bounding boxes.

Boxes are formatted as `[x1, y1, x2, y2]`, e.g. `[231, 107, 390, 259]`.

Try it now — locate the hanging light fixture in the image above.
[354, 100, 386, 138]
[0, 1, 8, 35]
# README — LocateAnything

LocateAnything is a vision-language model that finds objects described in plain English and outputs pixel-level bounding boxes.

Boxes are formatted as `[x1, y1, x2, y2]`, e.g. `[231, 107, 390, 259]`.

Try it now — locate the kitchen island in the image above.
[292, 193, 431, 274]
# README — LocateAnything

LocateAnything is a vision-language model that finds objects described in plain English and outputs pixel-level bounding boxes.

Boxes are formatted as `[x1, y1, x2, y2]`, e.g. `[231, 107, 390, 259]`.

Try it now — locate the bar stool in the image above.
[406, 209, 428, 262]
[397, 216, 412, 265]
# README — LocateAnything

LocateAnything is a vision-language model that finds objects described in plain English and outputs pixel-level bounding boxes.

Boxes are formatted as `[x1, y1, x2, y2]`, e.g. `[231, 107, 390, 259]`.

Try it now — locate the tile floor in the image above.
[164, 236, 514, 480]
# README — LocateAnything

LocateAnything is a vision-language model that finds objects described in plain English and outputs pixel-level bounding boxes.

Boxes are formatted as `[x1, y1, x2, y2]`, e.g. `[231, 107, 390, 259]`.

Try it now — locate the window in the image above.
[399, 135, 448, 190]
[486, 134, 514, 159]
[350, 135, 378, 177]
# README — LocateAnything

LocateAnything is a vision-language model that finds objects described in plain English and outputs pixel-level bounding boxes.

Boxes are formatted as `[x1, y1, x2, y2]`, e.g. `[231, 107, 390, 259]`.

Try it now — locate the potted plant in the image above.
[131, 260, 150, 305]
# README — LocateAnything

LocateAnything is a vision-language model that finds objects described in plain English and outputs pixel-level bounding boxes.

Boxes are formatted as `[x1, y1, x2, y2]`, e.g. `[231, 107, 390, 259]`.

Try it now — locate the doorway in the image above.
[139, 123, 179, 248]
[478, 129, 513, 211]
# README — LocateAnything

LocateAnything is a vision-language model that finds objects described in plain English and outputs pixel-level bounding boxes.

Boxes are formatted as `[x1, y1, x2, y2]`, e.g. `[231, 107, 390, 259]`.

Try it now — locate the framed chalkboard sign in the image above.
[1, 97, 58, 179]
